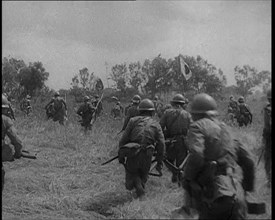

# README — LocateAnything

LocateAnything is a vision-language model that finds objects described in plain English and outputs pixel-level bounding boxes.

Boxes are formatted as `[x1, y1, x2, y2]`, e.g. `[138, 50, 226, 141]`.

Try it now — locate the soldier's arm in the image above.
[119, 119, 134, 147]
[159, 111, 167, 131]
[121, 114, 131, 131]
[5, 119, 23, 157]
[77, 106, 83, 116]
[184, 122, 205, 181]
[45, 99, 54, 109]
[62, 99, 67, 110]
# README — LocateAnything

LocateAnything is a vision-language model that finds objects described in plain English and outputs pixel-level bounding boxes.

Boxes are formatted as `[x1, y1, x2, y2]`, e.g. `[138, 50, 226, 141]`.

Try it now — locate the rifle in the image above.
[148, 158, 162, 177]
[101, 155, 119, 166]
[117, 129, 124, 135]
[21, 150, 37, 159]
[91, 93, 104, 126]
[257, 146, 265, 166]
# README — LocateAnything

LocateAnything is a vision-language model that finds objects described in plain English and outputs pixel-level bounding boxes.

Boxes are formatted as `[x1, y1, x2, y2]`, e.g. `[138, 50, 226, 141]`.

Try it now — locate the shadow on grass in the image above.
[81, 191, 133, 217]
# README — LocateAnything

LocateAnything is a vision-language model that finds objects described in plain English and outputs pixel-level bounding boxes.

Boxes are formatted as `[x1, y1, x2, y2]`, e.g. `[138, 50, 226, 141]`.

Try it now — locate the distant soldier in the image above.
[182, 93, 255, 219]
[153, 95, 164, 118]
[118, 99, 165, 197]
[20, 95, 32, 116]
[262, 88, 272, 187]
[45, 92, 67, 125]
[111, 101, 124, 119]
[237, 96, 252, 127]
[77, 96, 95, 132]
[2, 94, 23, 191]
[120, 95, 141, 132]
[92, 94, 103, 118]
[124, 101, 133, 116]
[160, 94, 192, 183]
[3, 93, 15, 120]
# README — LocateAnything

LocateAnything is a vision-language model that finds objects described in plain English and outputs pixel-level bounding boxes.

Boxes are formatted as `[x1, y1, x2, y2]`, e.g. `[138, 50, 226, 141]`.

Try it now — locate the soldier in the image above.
[111, 101, 124, 119]
[262, 88, 272, 187]
[153, 95, 164, 118]
[77, 96, 95, 132]
[118, 99, 165, 197]
[120, 95, 141, 132]
[124, 100, 133, 116]
[3, 93, 15, 120]
[159, 94, 192, 183]
[237, 96, 252, 127]
[92, 94, 103, 118]
[45, 92, 67, 125]
[2, 94, 23, 191]
[182, 93, 255, 219]
[20, 95, 32, 116]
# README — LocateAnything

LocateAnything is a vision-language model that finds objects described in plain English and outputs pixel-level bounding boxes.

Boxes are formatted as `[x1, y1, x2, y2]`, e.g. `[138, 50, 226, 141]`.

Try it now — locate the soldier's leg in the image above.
[125, 170, 135, 191]
[174, 139, 187, 183]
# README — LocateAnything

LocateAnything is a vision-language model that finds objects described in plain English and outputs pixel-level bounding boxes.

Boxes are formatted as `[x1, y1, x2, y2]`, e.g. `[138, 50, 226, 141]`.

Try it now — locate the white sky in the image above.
[2, 1, 271, 90]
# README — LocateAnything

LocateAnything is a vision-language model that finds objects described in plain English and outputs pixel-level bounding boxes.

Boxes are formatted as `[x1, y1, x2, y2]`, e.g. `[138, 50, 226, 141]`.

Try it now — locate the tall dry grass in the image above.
[2, 94, 271, 219]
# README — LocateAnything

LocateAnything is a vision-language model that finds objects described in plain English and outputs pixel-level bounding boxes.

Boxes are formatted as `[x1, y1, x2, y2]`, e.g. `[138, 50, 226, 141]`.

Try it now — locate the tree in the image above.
[17, 61, 49, 97]
[110, 63, 128, 94]
[79, 67, 90, 88]
[2, 57, 27, 98]
[234, 65, 270, 97]
[128, 61, 146, 92]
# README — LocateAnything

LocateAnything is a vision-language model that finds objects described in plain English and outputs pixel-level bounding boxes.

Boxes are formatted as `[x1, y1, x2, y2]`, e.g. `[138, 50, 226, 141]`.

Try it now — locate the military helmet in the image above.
[54, 92, 60, 97]
[238, 96, 244, 103]
[190, 93, 218, 115]
[267, 88, 271, 99]
[26, 95, 31, 99]
[132, 95, 141, 103]
[84, 96, 90, 102]
[2, 94, 10, 108]
[154, 95, 159, 100]
[171, 94, 186, 104]
[138, 99, 155, 111]
[95, 94, 99, 98]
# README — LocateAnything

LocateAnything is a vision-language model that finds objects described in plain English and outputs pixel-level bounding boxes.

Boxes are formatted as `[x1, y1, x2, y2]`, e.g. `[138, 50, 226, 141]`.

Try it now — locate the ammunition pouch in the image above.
[118, 143, 155, 159]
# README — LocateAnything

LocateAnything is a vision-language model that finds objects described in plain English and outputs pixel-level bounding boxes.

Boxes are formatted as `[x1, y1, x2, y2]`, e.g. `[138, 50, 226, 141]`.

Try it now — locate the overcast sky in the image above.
[2, 1, 271, 90]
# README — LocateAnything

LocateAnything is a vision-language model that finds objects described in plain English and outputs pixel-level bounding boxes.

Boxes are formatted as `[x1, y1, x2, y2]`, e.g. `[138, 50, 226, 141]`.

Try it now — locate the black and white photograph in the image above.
[2, 1, 271, 219]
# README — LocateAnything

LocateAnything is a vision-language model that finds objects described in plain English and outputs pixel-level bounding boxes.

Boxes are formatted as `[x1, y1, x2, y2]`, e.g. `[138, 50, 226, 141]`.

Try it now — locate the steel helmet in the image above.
[154, 95, 159, 100]
[267, 88, 271, 99]
[190, 93, 218, 115]
[84, 96, 90, 102]
[138, 99, 155, 111]
[2, 94, 10, 108]
[238, 96, 244, 103]
[54, 92, 60, 97]
[26, 95, 31, 99]
[132, 95, 141, 103]
[171, 94, 186, 104]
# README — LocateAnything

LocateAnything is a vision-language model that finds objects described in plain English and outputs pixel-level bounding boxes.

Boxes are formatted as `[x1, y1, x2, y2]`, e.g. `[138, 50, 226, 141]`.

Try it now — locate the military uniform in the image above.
[45, 95, 67, 125]
[2, 113, 23, 191]
[263, 99, 271, 185]
[77, 101, 95, 131]
[160, 107, 192, 182]
[121, 104, 139, 131]
[183, 93, 255, 220]
[118, 99, 165, 197]
[236, 97, 252, 127]
[20, 97, 32, 116]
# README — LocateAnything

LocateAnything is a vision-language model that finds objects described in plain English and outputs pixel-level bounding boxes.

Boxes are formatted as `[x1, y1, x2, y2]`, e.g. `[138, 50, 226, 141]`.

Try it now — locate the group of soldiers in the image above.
[116, 90, 271, 219]
[2, 87, 272, 219]
[227, 95, 253, 127]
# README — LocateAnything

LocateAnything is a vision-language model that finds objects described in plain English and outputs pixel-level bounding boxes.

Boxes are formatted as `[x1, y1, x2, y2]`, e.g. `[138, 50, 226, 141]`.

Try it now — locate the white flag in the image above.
[179, 55, 192, 80]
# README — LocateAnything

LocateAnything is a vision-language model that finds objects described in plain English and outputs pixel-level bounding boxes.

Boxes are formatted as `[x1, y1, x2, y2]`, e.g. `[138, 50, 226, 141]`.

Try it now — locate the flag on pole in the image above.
[178, 54, 192, 80]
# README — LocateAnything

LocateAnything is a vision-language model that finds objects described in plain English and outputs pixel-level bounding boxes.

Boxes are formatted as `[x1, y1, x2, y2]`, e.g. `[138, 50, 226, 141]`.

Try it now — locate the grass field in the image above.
[2, 95, 271, 219]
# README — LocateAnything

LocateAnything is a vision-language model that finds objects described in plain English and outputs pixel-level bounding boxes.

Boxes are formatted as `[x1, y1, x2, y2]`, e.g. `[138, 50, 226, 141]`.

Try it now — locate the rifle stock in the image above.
[101, 155, 119, 166]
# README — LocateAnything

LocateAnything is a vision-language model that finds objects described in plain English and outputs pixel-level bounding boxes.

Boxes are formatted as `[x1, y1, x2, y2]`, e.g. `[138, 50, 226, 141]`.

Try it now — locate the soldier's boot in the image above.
[135, 178, 145, 198]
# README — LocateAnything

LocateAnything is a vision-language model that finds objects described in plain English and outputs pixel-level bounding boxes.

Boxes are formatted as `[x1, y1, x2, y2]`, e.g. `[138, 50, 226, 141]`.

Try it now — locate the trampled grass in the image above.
[2, 96, 271, 219]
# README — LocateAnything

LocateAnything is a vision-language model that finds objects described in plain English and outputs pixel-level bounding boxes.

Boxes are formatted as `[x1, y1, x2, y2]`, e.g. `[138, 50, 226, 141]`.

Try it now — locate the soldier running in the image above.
[120, 95, 141, 132]
[159, 94, 192, 183]
[45, 92, 67, 125]
[118, 99, 165, 198]
[236, 96, 252, 127]
[182, 93, 255, 219]
[2, 94, 23, 191]
[77, 96, 95, 132]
